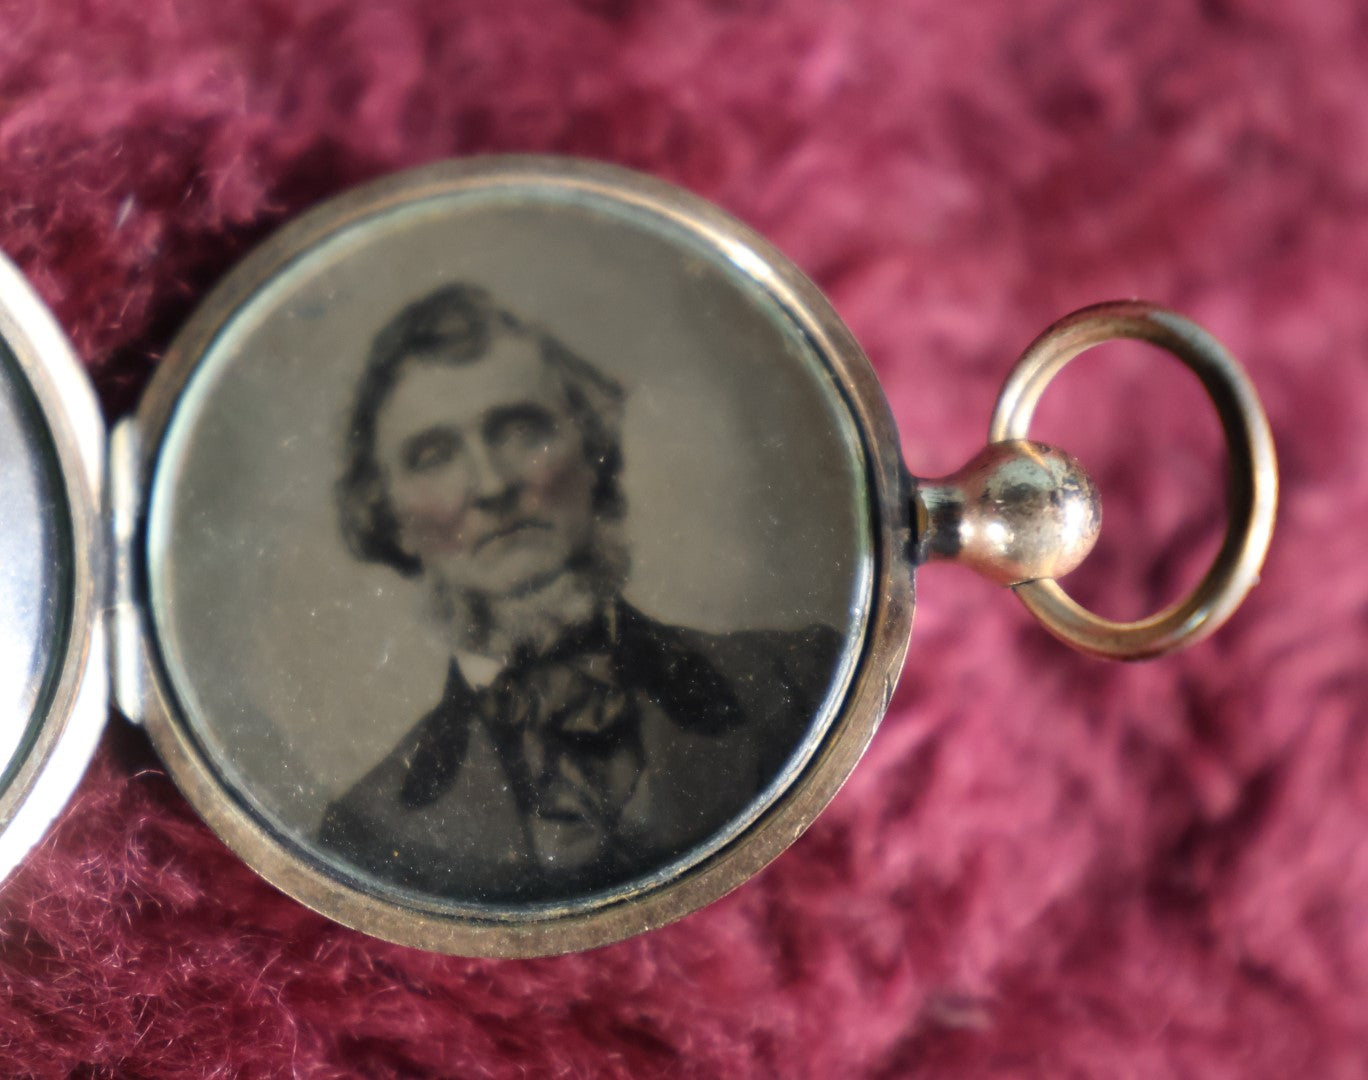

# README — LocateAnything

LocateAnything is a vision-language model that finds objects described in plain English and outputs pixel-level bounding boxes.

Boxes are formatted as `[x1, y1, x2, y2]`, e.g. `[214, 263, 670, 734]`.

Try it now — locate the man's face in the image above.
[375, 334, 599, 599]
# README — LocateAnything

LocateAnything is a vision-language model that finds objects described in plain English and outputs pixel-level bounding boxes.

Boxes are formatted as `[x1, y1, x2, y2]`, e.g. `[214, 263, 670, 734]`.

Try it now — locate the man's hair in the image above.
[337, 283, 626, 577]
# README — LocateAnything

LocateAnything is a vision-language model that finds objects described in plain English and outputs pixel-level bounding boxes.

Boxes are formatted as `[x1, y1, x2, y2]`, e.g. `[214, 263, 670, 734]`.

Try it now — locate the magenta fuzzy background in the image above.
[2, 1, 1366, 1076]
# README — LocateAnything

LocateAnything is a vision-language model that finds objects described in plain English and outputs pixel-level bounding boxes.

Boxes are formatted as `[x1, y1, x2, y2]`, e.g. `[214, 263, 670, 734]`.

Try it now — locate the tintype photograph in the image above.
[147, 190, 872, 906]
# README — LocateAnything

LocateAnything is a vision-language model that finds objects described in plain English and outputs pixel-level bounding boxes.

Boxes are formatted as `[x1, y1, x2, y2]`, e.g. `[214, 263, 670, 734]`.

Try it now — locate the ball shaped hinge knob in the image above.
[913, 441, 1102, 587]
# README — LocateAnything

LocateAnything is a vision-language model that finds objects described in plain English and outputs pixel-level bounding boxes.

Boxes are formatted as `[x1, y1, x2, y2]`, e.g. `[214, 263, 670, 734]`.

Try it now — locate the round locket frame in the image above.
[0, 254, 106, 883]
[127, 157, 917, 956]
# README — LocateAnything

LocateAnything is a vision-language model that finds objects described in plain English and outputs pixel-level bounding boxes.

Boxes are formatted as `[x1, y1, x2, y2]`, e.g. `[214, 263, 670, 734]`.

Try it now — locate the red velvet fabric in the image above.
[2, 1, 1364, 1076]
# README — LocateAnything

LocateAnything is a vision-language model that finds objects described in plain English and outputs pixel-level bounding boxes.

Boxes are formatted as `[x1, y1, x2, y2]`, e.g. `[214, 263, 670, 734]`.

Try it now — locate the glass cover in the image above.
[145, 185, 874, 911]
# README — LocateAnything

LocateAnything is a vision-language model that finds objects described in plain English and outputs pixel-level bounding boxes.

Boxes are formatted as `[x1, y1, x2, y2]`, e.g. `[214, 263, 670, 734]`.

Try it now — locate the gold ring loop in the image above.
[989, 301, 1278, 660]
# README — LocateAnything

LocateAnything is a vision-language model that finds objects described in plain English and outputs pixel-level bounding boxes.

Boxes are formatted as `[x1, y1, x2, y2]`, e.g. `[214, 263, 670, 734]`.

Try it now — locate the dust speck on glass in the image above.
[145, 188, 873, 909]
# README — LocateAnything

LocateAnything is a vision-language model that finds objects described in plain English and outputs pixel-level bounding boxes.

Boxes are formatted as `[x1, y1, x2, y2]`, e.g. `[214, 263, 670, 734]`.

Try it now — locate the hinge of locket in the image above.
[106, 416, 150, 725]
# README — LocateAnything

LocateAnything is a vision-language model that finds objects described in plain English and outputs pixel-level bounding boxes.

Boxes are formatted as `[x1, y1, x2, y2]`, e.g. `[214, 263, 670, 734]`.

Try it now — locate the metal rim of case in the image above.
[128, 157, 915, 957]
[0, 252, 106, 882]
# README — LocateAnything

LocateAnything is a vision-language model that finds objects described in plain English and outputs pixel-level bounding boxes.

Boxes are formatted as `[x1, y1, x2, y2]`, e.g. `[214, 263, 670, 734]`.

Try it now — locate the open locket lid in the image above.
[0, 253, 106, 884]
[0, 157, 1275, 957]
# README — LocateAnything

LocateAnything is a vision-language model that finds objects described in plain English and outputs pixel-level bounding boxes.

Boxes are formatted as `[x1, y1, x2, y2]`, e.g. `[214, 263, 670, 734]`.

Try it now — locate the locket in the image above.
[0, 157, 1276, 956]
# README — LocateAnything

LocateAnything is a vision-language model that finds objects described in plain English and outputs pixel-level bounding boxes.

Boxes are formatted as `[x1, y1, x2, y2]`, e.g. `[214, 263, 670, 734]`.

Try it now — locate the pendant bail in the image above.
[915, 300, 1278, 661]
[913, 440, 1101, 588]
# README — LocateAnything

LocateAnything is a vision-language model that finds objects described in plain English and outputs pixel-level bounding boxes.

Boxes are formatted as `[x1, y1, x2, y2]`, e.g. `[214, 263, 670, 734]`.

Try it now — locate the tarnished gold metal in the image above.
[987, 301, 1278, 660]
[915, 440, 1102, 587]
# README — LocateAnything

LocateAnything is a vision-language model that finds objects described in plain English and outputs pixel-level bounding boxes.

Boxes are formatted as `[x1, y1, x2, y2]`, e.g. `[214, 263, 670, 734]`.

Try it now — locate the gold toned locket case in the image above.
[0, 157, 1275, 956]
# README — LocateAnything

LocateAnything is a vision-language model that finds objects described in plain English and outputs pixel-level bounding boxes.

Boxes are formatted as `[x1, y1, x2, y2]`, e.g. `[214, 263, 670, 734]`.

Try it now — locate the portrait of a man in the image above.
[318, 283, 842, 903]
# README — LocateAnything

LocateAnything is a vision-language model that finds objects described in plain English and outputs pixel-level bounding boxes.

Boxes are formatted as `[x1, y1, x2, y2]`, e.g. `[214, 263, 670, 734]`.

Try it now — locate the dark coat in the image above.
[317, 604, 843, 904]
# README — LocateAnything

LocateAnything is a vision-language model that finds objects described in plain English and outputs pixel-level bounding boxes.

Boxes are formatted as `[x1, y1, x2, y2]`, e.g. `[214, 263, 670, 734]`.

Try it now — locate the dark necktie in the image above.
[399, 606, 746, 877]
[483, 647, 645, 871]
